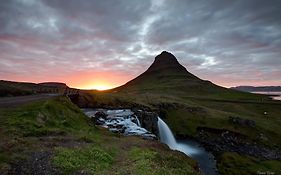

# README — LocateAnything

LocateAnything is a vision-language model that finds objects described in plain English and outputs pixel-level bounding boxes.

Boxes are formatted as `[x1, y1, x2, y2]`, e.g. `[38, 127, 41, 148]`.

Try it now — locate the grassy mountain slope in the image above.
[113, 51, 268, 101]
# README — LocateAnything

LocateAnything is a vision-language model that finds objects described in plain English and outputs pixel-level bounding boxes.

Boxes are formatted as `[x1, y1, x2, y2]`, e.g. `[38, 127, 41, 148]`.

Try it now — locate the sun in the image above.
[79, 83, 113, 91]
[91, 84, 112, 91]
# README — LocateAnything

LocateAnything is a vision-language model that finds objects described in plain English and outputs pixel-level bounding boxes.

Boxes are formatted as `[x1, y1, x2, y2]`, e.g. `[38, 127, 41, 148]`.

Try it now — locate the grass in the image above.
[0, 97, 99, 171]
[80, 85, 281, 175]
[53, 146, 114, 174]
[217, 152, 281, 175]
[1, 96, 95, 138]
[128, 147, 198, 175]
[0, 96, 199, 174]
[83, 90, 281, 147]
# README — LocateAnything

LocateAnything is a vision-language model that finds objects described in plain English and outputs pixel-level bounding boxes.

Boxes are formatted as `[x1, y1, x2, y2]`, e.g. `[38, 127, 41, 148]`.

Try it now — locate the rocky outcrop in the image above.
[132, 109, 159, 137]
[196, 127, 281, 160]
[228, 116, 256, 128]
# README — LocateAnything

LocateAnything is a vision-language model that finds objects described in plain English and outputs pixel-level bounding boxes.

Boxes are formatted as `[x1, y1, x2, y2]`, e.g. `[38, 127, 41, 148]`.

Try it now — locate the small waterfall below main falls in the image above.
[158, 117, 177, 150]
[135, 116, 141, 126]
[157, 117, 220, 175]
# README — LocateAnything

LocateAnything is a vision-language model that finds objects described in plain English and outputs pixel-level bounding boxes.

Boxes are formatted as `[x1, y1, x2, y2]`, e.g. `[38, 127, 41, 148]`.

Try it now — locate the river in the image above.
[251, 91, 281, 100]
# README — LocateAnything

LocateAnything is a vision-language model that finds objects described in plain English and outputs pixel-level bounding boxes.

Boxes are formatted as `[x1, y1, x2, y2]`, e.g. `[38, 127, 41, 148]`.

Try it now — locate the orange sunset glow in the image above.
[76, 80, 116, 90]
[1, 70, 135, 91]
[65, 71, 134, 90]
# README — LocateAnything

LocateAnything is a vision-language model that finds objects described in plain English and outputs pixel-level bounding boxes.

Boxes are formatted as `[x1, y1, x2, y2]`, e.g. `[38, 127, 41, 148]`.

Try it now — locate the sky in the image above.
[0, 0, 280, 90]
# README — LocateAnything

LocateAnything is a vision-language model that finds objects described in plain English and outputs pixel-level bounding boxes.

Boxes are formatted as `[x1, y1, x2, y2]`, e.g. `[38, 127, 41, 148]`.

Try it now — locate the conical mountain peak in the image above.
[112, 51, 240, 99]
[154, 51, 178, 63]
[113, 51, 202, 92]
[146, 51, 188, 74]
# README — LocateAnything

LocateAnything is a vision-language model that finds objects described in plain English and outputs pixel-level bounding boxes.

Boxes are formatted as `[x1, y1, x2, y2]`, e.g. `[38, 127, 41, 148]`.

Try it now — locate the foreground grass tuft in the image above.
[218, 152, 281, 175]
[53, 146, 114, 174]
[128, 147, 198, 175]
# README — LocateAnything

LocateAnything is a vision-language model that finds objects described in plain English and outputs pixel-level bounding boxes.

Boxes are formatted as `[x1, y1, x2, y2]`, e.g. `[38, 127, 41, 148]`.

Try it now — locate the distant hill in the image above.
[231, 86, 281, 92]
[112, 51, 263, 100]
[0, 80, 69, 97]
[38, 82, 68, 88]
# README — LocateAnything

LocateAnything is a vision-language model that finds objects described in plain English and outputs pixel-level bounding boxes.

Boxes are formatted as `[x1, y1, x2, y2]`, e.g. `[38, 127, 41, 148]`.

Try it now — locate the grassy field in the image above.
[217, 152, 281, 175]
[78, 88, 281, 175]
[0, 96, 199, 175]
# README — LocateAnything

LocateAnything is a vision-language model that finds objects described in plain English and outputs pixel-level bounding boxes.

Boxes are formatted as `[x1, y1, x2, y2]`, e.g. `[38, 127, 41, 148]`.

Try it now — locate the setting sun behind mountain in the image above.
[80, 83, 113, 91]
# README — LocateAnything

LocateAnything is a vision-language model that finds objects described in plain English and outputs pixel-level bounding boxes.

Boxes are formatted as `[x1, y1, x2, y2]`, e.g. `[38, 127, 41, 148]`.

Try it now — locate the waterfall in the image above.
[157, 117, 177, 150]
[135, 116, 141, 126]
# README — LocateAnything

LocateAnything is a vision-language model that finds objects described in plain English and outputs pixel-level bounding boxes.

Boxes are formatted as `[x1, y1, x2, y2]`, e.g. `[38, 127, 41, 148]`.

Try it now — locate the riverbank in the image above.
[196, 128, 281, 160]
[174, 128, 281, 175]
[82, 108, 220, 175]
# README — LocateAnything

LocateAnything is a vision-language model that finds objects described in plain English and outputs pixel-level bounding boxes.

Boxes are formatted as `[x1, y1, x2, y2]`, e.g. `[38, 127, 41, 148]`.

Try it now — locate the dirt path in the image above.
[0, 94, 60, 108]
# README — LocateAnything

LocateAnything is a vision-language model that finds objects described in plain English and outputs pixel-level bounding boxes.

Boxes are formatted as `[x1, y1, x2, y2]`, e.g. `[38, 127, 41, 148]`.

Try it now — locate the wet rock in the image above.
[95, 111, 107, 119]
[90, 115, 105, 125]
[196, 127, 281, 160]
[84, 109, 157, 140]
[133, 110, 159, 137]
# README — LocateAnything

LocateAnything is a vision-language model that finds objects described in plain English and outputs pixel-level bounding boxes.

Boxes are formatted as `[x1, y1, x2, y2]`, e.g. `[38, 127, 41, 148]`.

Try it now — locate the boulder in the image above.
[95, 111, 107, 119]
[228, 116, 256, 128]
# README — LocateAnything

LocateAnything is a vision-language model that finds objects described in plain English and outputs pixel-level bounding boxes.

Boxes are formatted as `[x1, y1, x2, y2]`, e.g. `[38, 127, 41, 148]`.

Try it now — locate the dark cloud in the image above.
[0, 0, 280, 87]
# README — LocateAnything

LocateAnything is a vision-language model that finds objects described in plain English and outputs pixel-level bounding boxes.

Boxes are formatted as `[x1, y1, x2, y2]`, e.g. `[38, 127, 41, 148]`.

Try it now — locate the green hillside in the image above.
[0, 97, 199, 174]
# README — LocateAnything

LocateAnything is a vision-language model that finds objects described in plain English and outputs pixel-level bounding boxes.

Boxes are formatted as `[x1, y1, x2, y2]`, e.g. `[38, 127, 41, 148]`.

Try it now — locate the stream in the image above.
[83, 108, 219, 175]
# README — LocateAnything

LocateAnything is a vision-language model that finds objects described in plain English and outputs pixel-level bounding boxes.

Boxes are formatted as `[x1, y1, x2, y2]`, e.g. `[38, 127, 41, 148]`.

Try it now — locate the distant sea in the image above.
[252, 91, 281, 101]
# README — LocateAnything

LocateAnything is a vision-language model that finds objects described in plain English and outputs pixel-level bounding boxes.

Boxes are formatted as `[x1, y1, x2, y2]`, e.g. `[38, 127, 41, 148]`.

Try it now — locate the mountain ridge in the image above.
[231, 86, 281, 92]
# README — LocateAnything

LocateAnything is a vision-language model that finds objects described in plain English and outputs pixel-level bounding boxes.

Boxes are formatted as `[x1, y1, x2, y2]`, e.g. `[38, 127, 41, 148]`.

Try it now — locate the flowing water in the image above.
[157, 117, 177, 149]
[252, 91, 281, 101]
[83, 108, 156, 139]
[158, 117, 219, 175]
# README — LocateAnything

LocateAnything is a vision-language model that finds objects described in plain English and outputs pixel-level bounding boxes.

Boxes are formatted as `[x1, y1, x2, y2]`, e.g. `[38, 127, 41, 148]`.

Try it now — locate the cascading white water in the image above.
[157, 117, 177, 149]
[135, 116, 141, 126]
[157, 117, 219, 175]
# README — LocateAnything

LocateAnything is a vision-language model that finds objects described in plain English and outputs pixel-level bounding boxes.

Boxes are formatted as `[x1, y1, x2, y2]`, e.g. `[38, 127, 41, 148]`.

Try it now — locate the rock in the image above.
[244, 119, 256, 127]
[90, 115, 105, 125]
[95, 111, 107, 119]
[134, 110, 159, 137]
[36, 112, 48, 125]
[86, 109, 157, 140]
[257, 133, 269, 141]
[228, 116, 256, 128]
[196, 127, 281, 160]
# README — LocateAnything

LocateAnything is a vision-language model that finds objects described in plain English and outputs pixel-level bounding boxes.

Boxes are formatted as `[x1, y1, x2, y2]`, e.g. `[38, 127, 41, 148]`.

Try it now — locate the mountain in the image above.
[113, 51, 259, 100]
[231, 86, 281, 92]
[38, 82, 68, 88]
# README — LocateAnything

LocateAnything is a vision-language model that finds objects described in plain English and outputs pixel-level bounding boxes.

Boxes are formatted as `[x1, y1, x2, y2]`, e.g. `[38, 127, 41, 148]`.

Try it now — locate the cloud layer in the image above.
[0, 0, 280, 88]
